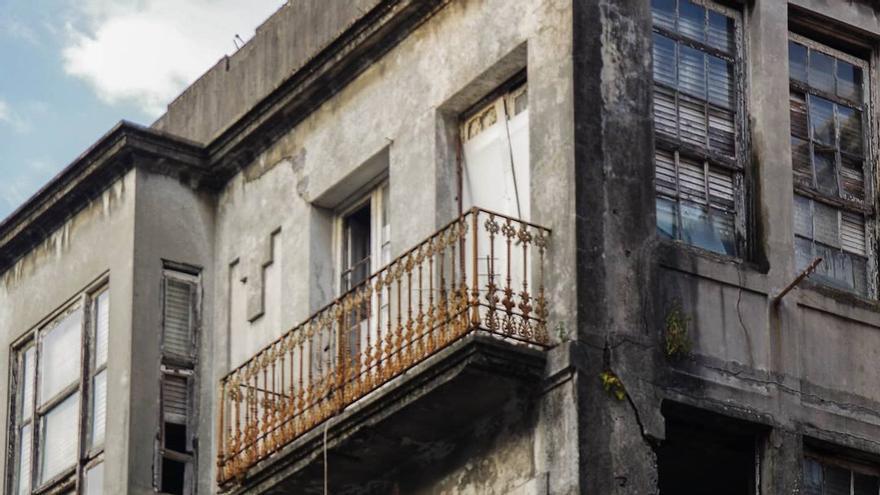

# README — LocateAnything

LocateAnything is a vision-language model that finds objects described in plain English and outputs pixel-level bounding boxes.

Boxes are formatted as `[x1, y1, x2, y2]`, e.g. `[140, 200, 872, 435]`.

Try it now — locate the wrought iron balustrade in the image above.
[216, 207, 552, 485]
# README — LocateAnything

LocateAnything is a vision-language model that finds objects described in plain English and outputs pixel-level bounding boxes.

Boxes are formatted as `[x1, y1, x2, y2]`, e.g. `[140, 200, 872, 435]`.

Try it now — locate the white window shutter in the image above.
[163, 278, 196, 359]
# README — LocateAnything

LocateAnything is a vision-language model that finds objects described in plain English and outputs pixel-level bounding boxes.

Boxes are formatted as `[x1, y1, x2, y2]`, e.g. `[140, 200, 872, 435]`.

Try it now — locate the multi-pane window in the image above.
[156, 268, 200, 495]
[804, 457, 880, 495]
[8, 286, 108, 495]
[651, 0, 744, 256]
[789, 34, 873, 296]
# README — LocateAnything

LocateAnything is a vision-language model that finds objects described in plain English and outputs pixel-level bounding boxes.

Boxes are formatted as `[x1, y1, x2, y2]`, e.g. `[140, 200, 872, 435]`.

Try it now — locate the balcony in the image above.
[216, 208, 552, 490]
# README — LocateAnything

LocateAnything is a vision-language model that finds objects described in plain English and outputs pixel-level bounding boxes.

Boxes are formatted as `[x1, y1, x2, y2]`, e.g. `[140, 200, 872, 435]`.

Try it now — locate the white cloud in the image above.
[62, 0, 286, 117]
[0, 16, 42, 46]
[0, 99, 33, 134]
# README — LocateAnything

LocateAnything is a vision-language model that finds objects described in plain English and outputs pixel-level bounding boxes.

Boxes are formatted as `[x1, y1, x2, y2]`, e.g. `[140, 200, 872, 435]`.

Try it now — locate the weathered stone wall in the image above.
[207, 0, 578, 492]
[0, 171, 137, 494]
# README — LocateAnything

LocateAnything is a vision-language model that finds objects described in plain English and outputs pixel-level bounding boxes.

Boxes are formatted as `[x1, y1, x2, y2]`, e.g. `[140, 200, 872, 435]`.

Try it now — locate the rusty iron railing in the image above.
[216, 207, 551, 485]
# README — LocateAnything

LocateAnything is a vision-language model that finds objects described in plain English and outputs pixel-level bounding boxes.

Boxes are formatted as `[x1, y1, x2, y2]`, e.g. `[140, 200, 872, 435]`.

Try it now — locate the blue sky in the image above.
[0, 0, 285, 220]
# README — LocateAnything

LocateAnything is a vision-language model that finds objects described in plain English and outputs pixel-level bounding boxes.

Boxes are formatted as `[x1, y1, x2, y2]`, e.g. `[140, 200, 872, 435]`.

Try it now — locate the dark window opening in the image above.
[658, 404, 759, 495]
[161, 457, 186, 495]
[341, 202, 372, 291]
[164, 422, 187, 453]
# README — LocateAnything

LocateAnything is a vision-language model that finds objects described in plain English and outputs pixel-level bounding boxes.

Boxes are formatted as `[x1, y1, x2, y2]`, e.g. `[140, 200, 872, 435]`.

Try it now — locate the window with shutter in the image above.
[8, 283, 109, 494]
[788, 34, 873, 296]
[651, 0, 744, 257]
[157, 267, 200, 495]
[804, 456, 880, 495]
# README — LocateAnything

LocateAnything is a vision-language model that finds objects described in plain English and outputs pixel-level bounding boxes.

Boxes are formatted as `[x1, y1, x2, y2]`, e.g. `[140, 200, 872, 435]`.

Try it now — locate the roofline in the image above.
[0, 122, 208, 274]
[0, 0, 447, 275]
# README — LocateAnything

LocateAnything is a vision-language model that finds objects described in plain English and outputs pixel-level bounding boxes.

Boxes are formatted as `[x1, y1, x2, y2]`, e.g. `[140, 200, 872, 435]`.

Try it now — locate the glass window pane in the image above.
[40, 309, 83, 404]
[852, 255, 868, 297]
[791, 137, 812, 187]
[656, 197, 678, 240]
[789, 42, 808, 84]
[813, 201, 840, 248]
[707, 10, 734, 53]
[837, 60, 863, 102]
[838, 105, 863, 156]
[21, 347, 35, 421]
[710, 208, 737, 256]
[681, 202, 729, 254]
[793, 195, 813, 238]
[85, 462, 105, 495]
[795, 236, 814, 272]
[17, 423, 32, 495]
[841, 155, 865, 201]
[813, 150, 838, 197]
[830, 249, 855, 290]
[651, 0, 676, 31]
[678, 0, 705, 42]
[679, 46, 707, 99]
[707, 55, 733, 109]
[653, 33, 677, 87]
[825, 465, 851, 495]
[91, 370, 107, 449]
[40, 392, 80, 484]
[803, 459, 823, 495]
[810, 96, 835, 146]
[855, 472, 880, 495]
[790, 91, 809, 139]
[809, 51, 836, 94]
[94, 291, 109, 368]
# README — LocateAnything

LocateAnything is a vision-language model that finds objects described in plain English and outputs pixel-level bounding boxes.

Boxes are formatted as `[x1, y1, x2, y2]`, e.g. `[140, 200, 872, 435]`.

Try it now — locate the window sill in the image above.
[794, 279, 880, 327]
[654, 238, 771, 294]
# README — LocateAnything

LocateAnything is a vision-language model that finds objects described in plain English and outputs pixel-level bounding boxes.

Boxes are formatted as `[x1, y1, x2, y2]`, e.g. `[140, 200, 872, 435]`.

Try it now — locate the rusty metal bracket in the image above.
[772, 257, 823, 305]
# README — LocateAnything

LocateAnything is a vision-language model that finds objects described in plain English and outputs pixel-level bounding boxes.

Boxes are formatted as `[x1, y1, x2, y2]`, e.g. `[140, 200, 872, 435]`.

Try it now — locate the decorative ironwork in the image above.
[216, 208, 551, 486]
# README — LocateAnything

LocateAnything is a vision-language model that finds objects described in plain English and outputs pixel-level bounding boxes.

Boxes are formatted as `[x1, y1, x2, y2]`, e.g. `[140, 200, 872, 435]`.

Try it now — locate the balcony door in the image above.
[461, 83, 530, 320]
[461, 82, 529, 221]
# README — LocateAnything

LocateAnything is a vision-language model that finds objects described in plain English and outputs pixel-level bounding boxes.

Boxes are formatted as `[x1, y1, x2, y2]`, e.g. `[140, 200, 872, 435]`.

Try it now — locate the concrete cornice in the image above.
[0, 122, 208, 274]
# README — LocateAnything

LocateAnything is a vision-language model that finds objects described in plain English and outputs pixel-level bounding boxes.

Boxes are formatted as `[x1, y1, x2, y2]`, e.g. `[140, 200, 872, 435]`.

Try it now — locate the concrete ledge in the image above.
[229, 333, 546, 494]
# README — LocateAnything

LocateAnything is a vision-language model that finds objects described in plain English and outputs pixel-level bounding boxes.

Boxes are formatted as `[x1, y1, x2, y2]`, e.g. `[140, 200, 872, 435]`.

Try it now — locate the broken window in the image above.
[789, 34, 872, 296]
[804, 456, 880, 495]
[651, 0, 744, 257]
[8, 285, 108, 495]
[658, 403, 760, 494]
[156, 267, 200, 495]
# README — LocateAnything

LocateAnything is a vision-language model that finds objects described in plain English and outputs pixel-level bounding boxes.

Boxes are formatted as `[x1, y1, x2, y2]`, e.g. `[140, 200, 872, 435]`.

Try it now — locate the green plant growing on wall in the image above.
[600, 370, 626, 401]
[664, 303, 692, 360]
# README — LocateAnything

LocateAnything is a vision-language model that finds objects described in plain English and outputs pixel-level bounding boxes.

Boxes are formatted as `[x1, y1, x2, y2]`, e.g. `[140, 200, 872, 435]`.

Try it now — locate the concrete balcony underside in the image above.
[231, 334, 546, 495]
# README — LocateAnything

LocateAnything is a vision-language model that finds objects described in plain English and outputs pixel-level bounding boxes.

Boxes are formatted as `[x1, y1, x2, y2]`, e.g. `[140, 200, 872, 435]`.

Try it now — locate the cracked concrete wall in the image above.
[573, 0, 880, 494]
[152, 0, 381, 144]
[129, 169, 216, 495]
[206, 0, 576, 492]
[0, 171, 137, 494]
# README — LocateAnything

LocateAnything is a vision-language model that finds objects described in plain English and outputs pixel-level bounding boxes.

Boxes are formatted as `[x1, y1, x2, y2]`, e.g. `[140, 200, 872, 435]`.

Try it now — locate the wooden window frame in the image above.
[6, 276, 109, 495]
[155, 265, 201, 495]
[788, 31, 876, 298]
[651, 0, 749, 258]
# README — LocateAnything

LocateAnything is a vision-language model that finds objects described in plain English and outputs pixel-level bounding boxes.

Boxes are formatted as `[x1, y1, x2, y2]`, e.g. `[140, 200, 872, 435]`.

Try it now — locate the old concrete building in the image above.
[2, 0, 880, 493]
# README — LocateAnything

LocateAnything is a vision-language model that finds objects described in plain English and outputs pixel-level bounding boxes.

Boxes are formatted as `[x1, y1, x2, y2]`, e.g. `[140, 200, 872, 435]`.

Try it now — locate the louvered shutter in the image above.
[162, 374, 189, 425]
[163, 278, 195, 360]
[841, 212, 866, 256]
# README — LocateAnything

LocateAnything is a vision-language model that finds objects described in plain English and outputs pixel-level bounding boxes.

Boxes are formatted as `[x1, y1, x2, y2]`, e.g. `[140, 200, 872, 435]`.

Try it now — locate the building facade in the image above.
[1, 0, 880, 493]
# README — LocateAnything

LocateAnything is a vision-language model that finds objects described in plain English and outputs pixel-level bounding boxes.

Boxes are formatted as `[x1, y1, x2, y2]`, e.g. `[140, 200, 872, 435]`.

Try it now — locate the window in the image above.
[651, 0, 744, 256]
[8, 285, 108, 495]
[329, 183, 389, 367]
[658, 403, 760, 495]
[804, 456, 880, 495]
[461, 80, 530, 221]
[789, 34, 873, 296]
[156, 267, 200, 495]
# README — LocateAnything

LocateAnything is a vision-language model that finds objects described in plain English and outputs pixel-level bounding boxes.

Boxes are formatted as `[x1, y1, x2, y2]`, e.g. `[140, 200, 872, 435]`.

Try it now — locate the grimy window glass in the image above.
[788, 34, 872, 296]
[804, 457, 880, 495]
[157, 267, 200, 495]
[8, 286, 108, 495]
[651, 0, 743, 257]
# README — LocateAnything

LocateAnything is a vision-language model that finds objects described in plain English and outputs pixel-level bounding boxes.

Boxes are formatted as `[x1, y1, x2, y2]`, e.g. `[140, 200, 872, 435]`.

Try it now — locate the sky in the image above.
[0, 0, 287, 221]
